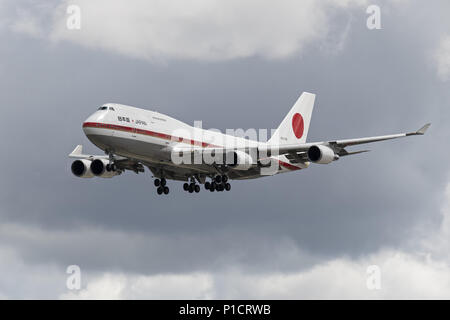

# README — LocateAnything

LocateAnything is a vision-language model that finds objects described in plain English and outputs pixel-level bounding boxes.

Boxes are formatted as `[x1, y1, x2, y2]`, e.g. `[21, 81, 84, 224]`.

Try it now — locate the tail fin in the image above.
[268, 92, 315, 145]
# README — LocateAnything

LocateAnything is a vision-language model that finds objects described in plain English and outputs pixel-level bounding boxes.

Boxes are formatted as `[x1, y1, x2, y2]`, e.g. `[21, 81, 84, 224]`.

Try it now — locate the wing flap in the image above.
[337, 149, 370, 157]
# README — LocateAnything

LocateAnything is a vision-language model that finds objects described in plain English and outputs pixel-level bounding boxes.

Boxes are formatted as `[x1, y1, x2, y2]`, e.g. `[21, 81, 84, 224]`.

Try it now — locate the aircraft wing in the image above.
[163, 123, 430, 164]
[262, 123, 431, 157]
[69, 145, 109, 159]
[327, 123, 430, 148]
[68, 145, 144, 173]
[69, 145, 131, 161]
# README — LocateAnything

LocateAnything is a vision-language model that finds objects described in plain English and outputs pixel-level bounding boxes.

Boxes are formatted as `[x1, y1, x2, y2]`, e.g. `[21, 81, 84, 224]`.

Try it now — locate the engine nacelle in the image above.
[71, 159, 94, 178]
[90, 159, 120, 178]
[226, 151, 255, 170]
[307, 145, 339, 164]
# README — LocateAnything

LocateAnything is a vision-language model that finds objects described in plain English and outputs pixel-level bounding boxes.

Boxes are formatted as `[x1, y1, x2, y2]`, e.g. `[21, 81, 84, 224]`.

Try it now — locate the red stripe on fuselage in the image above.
[83, 122, 220, 148]
[83, 121, 302, 171]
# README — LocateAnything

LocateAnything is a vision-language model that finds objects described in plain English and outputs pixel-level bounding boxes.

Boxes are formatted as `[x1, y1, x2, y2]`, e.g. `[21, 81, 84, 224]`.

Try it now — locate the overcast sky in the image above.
[0, 0, 450, 299]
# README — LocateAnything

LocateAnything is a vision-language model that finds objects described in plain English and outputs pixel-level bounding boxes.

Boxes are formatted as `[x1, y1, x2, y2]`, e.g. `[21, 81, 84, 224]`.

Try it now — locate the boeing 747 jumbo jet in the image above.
[69, 92, 430, 195]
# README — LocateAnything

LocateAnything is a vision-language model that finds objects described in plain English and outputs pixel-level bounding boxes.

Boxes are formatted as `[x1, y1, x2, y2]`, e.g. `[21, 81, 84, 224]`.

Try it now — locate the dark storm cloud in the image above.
[0, 0, 449, 296]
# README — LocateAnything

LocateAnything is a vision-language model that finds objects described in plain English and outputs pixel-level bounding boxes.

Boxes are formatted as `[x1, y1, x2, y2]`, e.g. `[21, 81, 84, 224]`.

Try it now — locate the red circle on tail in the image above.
[292, 113, 304, 139]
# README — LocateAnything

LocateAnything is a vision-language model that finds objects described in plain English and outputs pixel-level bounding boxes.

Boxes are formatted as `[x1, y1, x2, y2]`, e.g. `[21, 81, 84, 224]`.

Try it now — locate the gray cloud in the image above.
[435, 35, 450, 81]
[47, 0, 365, 62]
[0, 0, 449, 298]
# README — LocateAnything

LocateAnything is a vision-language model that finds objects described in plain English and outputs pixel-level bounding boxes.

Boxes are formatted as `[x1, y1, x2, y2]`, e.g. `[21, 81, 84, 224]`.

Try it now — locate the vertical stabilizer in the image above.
[268, 92, 315, 145]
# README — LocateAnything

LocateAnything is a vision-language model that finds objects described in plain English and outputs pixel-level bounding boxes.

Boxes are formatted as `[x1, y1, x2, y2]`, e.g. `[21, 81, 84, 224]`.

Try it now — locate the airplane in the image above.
[69, 92, 430, 195]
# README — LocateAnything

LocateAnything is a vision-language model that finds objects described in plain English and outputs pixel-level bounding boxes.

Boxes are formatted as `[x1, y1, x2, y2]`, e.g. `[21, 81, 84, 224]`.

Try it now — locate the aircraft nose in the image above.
[82, 112, 102, 135]
[82, 120, 95, 136]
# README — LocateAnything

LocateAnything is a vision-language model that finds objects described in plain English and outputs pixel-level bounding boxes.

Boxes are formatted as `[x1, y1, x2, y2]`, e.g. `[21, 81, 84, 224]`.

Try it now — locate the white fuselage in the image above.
[71, 92, 429, 190]
[82, 103, 307, 179]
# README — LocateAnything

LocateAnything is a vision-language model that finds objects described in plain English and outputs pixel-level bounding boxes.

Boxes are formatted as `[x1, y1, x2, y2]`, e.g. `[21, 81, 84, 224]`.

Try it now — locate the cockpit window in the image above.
[109, 107, 115, 111]
[98, 106, 108, 110]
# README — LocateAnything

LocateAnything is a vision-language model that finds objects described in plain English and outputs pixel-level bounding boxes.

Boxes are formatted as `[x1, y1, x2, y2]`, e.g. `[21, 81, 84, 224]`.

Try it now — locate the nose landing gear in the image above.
[106, 163, 117, 172]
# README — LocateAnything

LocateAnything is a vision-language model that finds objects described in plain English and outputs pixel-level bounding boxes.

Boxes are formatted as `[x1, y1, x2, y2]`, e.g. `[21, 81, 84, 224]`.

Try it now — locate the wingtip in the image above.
[301, 91, 316, 97]
[69, 144, 83, 157]
[416, 123, 431, 135]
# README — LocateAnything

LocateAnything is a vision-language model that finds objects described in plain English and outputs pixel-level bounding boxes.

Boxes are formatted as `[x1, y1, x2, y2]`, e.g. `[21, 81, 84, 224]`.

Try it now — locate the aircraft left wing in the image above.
[260, 123, 431, 157]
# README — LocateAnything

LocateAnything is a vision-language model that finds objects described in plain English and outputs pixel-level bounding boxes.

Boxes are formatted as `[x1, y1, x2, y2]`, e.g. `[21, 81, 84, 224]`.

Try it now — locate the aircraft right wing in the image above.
[69, 145, 109, 159]
[69, 145, 144, 173]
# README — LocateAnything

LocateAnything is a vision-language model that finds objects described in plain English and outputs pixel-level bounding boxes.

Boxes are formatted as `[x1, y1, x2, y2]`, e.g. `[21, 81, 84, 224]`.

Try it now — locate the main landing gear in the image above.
[105, 150, 118, 173]
[154, 178, 169, 195]
[205, 175, 231, 192]
[183, 177, 201, 194]
[154, 175, 231, 195]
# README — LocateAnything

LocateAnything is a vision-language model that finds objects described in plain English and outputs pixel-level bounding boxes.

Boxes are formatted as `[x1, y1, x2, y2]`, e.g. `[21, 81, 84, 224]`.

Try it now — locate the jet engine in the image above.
[307, 145, 339, 164]
[90, 159, 120, 178]
[226, 151, 255, 170]
[71, 159, 94, 178]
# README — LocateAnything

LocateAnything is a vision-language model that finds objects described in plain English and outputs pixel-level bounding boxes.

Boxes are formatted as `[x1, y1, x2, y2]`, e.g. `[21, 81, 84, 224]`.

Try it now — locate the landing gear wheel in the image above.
[215, 175, 222, 183]
[217, 184, 224, 192]
[163, 186, 169, 194]
[188, 184, 194, 193]
[205, 182, 211, 190]
[160, 178, 167, 187]
[225, 183, 231, 191]
[111, 164, 117, 171]
[194, 185, 200, 193]
[211, 181, 217, 190]
[106, 164, 111, 172]
[209, 187, 215, 192]
[157, 186, 163, 195]
[221, 175, 228, 183]
[154, 179, 161, 187]
[183, 183, 189, 191]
